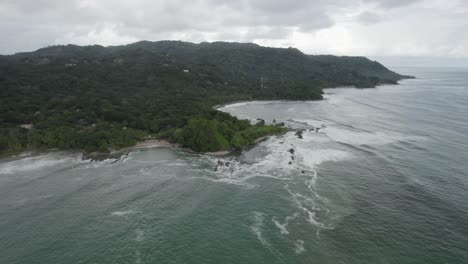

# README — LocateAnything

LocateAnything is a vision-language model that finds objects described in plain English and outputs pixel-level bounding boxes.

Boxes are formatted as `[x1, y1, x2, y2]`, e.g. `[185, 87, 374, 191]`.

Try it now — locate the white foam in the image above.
[253, 133, 351, 175]
[220, 102, 251, 109]
[81, 158, 122, 169]
[285, 184, 334, 232]
[111, 210, 135, 216]
[289, 118, 325, 128]
[250, 211, 270, 248]
[273, 219, 289, 235]
[272, 213, 299, 235]
[296, 148, 351, 169]
[185, 131, 352, 188]
[0, 153, 82, 175]
[185, 175, 258, 188]
[300, 131, 331, 143]
[294, 240, 306, 255]
[221, 101, 275, 109]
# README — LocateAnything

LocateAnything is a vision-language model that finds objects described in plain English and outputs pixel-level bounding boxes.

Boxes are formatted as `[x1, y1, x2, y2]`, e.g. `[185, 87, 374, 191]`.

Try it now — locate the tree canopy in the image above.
[0, 41, 411, 156]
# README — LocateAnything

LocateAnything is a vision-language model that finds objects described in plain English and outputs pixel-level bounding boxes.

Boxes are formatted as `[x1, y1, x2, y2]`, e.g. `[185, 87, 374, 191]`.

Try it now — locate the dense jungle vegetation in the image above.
[0, 41, 410, 156]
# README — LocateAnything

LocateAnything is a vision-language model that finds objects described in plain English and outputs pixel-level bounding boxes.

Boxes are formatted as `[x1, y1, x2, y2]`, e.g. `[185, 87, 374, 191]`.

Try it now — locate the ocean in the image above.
[1, 67, 467, 263]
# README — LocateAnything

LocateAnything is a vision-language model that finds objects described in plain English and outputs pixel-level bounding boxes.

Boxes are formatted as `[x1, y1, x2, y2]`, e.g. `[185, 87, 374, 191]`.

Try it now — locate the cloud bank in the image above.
[0, 0, 467, 59]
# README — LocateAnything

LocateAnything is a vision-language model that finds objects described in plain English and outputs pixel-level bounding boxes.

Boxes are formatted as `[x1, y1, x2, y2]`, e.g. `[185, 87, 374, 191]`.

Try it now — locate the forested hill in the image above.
[0, 41, 411, 156]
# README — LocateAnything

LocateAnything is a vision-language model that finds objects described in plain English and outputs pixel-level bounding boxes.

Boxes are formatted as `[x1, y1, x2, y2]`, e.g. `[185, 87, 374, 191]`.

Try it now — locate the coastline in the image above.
[0, 94, 311, 163]
[212, 76, 415, 112]
[82, 139, 176, 161]
[0, 131, 289, 164]
[2, 83, 405, 163]
[0, 139, 175, 164]
[1, 78, 413, 163]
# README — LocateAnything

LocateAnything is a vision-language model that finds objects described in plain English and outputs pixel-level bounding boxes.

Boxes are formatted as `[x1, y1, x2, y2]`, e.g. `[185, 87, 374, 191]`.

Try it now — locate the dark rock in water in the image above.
[295, 130, 304, 139]
[216, 160, 232, 168]
[288, 148, 295, 155]
[291, 156, 295, 160]
[315, 125, 326, 132]
[288, 161, 292, 165]
[215, 159, 233, 170]
[301, 170, 305, 174]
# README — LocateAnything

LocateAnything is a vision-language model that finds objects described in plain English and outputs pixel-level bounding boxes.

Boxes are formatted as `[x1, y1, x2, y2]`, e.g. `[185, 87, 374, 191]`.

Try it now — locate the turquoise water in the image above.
[1, 67, 467, 263]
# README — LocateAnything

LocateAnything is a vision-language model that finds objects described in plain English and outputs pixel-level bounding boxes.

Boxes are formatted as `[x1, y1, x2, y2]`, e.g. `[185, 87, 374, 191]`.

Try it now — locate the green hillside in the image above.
[0, 41, 412, 156]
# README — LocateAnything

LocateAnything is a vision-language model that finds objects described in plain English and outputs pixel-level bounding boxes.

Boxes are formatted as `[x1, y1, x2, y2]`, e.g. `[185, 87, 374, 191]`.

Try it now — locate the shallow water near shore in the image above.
[1, 67, 468, 263]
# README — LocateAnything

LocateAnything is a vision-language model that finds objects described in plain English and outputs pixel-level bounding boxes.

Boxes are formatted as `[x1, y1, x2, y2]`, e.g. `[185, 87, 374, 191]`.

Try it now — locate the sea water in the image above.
[1, 67, 467, 263]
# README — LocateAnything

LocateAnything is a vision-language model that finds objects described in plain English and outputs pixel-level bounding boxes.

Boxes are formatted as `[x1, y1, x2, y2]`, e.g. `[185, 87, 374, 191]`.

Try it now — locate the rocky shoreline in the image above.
[212, 124, 327, 172]
[1, 124, 327, 164]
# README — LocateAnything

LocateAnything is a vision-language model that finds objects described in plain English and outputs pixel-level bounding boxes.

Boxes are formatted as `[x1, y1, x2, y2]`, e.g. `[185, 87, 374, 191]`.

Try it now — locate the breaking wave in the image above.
[0, 153, 83, 175]
[185, 131, 352, 188]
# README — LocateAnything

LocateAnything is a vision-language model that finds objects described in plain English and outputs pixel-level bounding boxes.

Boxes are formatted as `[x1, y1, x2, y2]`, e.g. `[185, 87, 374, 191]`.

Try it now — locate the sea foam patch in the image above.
[272, 213, 299, 235]
[294, 240, 306, 254]
[187, 131, 353, 187]
[0, 153, 83, 175]
[250, 211, 269, 248]
[221, 100, 277, 109]
[111, 210, 136, 216]
[296, 148, 351, 169]
[259, 132, 352, 172]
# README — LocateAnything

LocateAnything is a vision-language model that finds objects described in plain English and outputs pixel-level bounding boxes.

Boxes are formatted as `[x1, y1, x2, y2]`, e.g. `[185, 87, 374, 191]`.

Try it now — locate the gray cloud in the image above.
[356, 11, 384, 24]
[364, 0, 421, 8]
[0, 0, 467, 59]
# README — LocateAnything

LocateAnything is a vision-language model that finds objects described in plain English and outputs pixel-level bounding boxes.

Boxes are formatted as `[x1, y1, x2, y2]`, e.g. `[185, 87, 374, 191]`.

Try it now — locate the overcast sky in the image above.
[1, 0, 467, 65]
